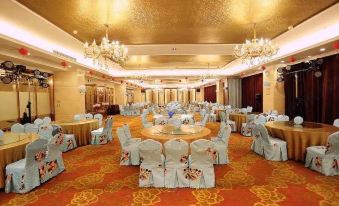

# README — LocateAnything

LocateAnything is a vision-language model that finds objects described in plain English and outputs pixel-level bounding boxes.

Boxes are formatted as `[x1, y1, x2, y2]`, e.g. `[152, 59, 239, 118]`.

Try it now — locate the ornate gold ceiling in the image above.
[125, 55, 234, 69]
[17, 0, 337, 44]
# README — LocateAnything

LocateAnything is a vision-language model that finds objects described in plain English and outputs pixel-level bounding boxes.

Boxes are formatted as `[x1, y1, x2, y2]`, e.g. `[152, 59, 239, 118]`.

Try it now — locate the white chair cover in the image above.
[73, 114, 81, 121]
[45, 133, 65, 180]
[266, 115, 277, 122]
[34, 118, 43, 127]
[305, 131, 339, 176]
[85, 113, 94, 119]
[42, 117, 51, 125]
[189, 139, 216, 188]
[164, 139, 189, 188]
[117, 127, 140, 165]
[91, 116, 113, 144]
[254, 115, 267, 125]
[251, 124, 287, 161]
[246, 106, 253, 113]
[241, 114, 256, 137]
[24, 124, 39, 134]
[195, 114, 209, 127]
[11, 123, 24, 133]
[138, 139, 164, 187]
[333, 119, 339, 127]
[122, 124, 141, 145]
[168, 118, 182, 126]
[212, 123, 231, 164]
[0, 129, 4, 138]
[38, 124, 53, 140]
[141, 114, 153, 128]
[155, 117, 168, 125]
[93, 114, 103, 127]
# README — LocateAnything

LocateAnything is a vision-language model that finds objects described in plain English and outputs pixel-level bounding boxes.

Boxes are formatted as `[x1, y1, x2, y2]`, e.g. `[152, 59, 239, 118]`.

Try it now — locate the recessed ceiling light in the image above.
[68, 65, 72, 68]
[288, 25, 294, 30]
[320, 48, 326, 52]
[308, 55, 311, 58]
[73, 30, 78, 34]
[281, 60, 285, 63]
[27, 52, 31, 56]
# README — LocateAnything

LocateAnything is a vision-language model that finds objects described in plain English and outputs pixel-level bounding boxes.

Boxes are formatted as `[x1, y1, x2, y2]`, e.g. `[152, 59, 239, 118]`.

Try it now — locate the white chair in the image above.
[241, 108, 248, 114]
[141, 114, 153, 128]
[241, 114, 256, 137]
[164, 139, 189, 188]
[42, 117, 51, 125]
[73, 114, 81, 121]
[168, 118, 182, 126]
[246, 106, 253, 113]
[189, 139, 216, 188]
[93, 114, 103, 128]
[271, 110, 279, 116]
[266, 115, 277, 122]
[251, 124, 288, 161]
[91, 116, 113, 144]
[38, 124, 53, 140]
[34, 118, 43, 127]
[122, 124, 141, 145]
[254, 115, 267, 125]
[85, 113, 93, 119]
[0, 129, 4, 138]
[155, 117, 168, 125]
[117, 127, 140, 165]
[277, 115, 289, 121]
[52, 125, 77, 152]
[333, 119, 339, 127]
[305, 132, 339, 176]
[211, 122, 232, 164]
[11, 123, 24, 133]
[225, 111, 237, 132]
[195, 114, 209, 127]
[45, 133, 65, 181]
[209, 108, 217, 122]
[24, 123, 39, 134]
[181, 116, 194, 125]
[5, 139, 48, 193]
[138, 139, 165, 187]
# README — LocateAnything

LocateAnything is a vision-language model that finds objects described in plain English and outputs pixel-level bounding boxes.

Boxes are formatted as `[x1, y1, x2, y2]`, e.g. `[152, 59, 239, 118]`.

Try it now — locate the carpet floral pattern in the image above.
[1, 115, 338, 206]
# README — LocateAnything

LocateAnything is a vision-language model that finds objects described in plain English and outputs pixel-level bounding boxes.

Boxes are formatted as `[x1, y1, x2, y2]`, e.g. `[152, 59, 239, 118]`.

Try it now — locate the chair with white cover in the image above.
[5, 139, 48, 193]
[11, 123, 24, 133]
[42, 117, 51, 125]
[141, 113, 153, 128]
[241, 108, 248, 114]
[211, 122, 232, 164]
[333, 119, 339, 127]
[305, 132, 339, 176]
[168, 118, 182, 126]
[44, 133, 65, 181]
[254, 115, 267, 125]
[195, 114, 209, 127]
[251, 124, 287, 161]
[117, 127, 140, 165]
[164, 139, 189, 188]
[277, 115, 289, 121]
[73, 114, 81, 121]
[38, 124, 53, 140]
[241, 114, 256, 137]
[209, 108, 217, 122]
[271, 110, 278, 116]
[266, 115, 277, 122]
[93, 114, 103, 128]
[220, 111, 226, 122]
[155, 117, 168, 125]
[189, 139, 216, 188]
[24, 124, 39, 134]
[122, 124, 141, 145]
[52, 125, 77, 152]
[181, 116, 194, 125]
[91, 116, 113, 145]
[34, 118, 43, 127]
[138, 139, 165, 187]
[225, 110, 237, 132]
[85, 113, 93, 119]
[246, 106, 253, 113]
[0, 129, 4, 137]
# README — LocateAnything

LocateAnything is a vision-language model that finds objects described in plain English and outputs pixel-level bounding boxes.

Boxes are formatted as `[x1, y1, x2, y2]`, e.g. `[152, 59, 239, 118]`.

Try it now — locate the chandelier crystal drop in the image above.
[84, 24, 128, 69]
[234, 23, 278, 66]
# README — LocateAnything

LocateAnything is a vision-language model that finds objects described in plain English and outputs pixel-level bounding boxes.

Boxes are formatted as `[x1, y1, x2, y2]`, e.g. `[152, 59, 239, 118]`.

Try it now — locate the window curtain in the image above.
[227, 78, 242, 108]
[241, 73, 263, 112]
[204, 85, 216, 103]
[284, 54, 339, 124]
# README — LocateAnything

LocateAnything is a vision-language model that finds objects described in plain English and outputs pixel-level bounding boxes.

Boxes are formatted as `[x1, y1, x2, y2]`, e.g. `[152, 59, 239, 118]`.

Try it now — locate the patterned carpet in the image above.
[0, 115, 338, 206]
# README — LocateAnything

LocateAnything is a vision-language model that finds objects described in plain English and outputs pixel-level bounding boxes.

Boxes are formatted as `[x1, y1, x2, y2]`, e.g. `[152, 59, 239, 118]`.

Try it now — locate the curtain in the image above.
[284, 54, 339, 124]
[204, 85, 216, 103]
[241, 73, 263, 112]
[227, 78, 242, 108]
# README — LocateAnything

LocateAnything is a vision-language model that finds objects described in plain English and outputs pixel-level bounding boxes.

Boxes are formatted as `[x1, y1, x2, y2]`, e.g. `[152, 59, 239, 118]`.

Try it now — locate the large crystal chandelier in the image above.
[84, 24, 128, 68]
[234, 23, 278, 65]
[200, 63, 218, 80]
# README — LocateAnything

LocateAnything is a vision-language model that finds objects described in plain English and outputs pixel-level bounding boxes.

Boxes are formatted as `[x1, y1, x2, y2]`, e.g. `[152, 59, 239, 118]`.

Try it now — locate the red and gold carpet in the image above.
[0, 115, 338, 206]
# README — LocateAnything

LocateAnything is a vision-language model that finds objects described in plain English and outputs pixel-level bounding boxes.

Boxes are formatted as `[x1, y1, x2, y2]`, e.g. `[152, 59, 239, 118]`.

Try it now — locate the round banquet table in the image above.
[265, 121, 339, 161]
[229, 113, 247, 132]
[53, 119, 99, 146]
[140, 125, 211, 144]
[0, 132, 39, 189]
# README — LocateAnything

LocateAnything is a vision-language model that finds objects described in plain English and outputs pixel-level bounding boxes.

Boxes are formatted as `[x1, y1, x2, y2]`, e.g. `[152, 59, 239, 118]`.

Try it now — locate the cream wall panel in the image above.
[158, 90, 165, 106]
[145, 89, 152, 103]
[170, 89, 178, 102]
[153, 90, 159, 105]
[165, 89, 171, 104]
[178, 90, 183, 103]
[0, 91, 18, 121]
[37, 92, 51, 115]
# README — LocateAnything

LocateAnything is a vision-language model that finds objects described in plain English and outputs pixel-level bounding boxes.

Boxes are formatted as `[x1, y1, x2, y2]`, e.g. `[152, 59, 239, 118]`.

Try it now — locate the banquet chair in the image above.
[266, 115, 277, 122]
[209, 108, 217, 122]
[225, 110, 237, 132]
[42, 116, 51, 125]
[241, 108, 248, 114]
[24, 123, 39, 134]
[164, 139, 189, 188]
[277, 115, 289, 121]
[138, 139, 165, 187]
[189, 139, 216, 188]
[117, 127, 140, 165]
[44, 133, 65, 181]
[246, 106, 253, 113]
[254, 115, 267, 125]
[52, 125, 77, 152]
[0, 129, 4, 137]
[333, 119, 339, 127]
[220, 111, 226, 122]
[123, 124, 141, 144]
[73, 114, 81, 121]
[155, 117, 168, 125]
[271, 110, 279, 116]
[211, 122, 231, 164]
[200, 109, 207, 118]
[11, 123, 24, 133]
[34, 118, 44, 127]
[182, 117, 194, 125]
[168, 118, 182, 126]
[141, 113, 153, 128]
[85, 113, 94, 119]
[241, 114, 256, 137]
[195, 114, 209, 127]
[251, 124, 288, 161]
[93, 114, 103, 128]
[38, 124, 53, 140]
[91, 116, 113, 145]
[305, 131, 339, 176]
[5, 139, 48, 193]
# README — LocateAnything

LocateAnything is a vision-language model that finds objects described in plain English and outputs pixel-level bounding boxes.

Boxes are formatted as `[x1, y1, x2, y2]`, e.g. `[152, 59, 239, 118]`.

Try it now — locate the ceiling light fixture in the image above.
[84, 24, 128, 69]
[320, 48, 326, 52]
[234, 23, 278, 66]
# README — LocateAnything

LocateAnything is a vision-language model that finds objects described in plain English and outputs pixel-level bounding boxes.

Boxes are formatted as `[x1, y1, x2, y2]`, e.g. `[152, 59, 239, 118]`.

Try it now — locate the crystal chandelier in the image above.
[200, 63, 218, 80]
[129, 74, 150, 83]
[84, 24, 128, 68]
[234, 23, 278, 65]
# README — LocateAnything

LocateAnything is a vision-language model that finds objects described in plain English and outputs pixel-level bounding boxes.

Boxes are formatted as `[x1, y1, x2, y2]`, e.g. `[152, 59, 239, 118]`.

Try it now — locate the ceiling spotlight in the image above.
[314, 71, 322, 78]
[320, 48, 326, 52]
[1, 75, 13, 84]
[281, 60, 285, 63]
[33, 70, 41, 76]
[288, 25, 294, 30]
[277, 76, 284, 82]
[277, 67, 284, 73]
[308, 56, 312, 58]
[285, 65, 291, 70]
[42, 72, 49, 78]
[1, 61, 15, 70]
[73, 30, 78, 34]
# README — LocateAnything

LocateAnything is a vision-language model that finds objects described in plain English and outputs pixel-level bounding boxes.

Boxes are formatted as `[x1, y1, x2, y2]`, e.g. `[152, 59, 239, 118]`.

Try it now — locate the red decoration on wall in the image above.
[61, 61, 68, 67]
[18, 48, 29, 56]
[288, 56, 296, 63]
[333, 42, 339, 50]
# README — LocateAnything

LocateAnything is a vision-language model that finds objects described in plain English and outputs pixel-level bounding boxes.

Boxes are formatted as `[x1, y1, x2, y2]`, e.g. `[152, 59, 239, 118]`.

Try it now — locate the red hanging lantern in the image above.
[333, 42, 339, 50]
[261, 65, 266, 70]
[18, 48, 29, 56]
[88, 71, 93, 75]
[288, 56, 296, 63]
[61, 61, 68, 67]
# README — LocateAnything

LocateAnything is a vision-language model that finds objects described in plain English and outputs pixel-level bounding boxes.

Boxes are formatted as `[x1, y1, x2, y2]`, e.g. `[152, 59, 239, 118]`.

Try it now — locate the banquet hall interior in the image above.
[0, 0, 339, 205]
